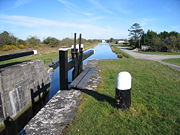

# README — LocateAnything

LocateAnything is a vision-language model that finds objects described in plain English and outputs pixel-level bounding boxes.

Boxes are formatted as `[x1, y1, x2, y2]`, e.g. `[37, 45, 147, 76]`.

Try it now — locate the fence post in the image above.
[59, 48, 69, 90]
[78, 34, 83, 74]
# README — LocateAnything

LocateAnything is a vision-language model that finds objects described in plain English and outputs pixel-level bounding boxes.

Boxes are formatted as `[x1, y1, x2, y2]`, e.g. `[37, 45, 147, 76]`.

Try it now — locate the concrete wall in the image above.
[0, 60, 50, 120]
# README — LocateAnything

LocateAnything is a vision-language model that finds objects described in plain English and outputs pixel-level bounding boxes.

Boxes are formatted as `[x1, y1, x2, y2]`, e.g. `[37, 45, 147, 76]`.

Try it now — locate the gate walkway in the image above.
[24, 60, 101, 135]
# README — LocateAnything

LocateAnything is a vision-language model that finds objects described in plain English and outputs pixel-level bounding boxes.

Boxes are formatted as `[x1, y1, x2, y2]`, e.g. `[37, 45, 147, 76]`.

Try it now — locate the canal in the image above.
[49, 43, 117, 98]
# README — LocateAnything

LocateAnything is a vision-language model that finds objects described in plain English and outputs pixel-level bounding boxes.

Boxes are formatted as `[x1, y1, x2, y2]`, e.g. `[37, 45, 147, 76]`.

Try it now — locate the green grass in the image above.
[65, 59, 180, 135]
[0, 52, 59, 69]
[138, 51, 180, 55]
[0, 43, 98, 69]
[163, 58, 180, 66]
[110, 45, 133, 58]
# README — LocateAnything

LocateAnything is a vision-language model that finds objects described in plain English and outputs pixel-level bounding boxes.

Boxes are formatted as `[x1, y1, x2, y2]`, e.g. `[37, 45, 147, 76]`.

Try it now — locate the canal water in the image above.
[49, 43, 117, 98]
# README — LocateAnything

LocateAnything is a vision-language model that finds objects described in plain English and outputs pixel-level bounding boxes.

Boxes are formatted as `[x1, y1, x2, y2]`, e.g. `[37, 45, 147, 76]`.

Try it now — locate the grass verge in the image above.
[138, 51, 180, 55]
[110, 45, 133, 58]
[163, 58, 180, 66]
[65, 59, 180, 135]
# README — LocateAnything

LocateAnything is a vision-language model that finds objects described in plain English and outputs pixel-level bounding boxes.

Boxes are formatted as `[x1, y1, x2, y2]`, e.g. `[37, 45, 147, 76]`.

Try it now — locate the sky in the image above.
[0, 0, 180, 40]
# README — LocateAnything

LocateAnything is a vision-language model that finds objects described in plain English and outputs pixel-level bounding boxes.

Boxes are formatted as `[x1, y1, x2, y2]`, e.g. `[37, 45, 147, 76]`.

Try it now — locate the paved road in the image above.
[118, 47, 180, 71]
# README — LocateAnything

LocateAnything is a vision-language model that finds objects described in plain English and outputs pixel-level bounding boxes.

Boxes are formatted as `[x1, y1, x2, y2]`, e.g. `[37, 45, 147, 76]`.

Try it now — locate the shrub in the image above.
[17, 44, 27, 49]
[1, 45, 18, 51]
[33, 46, 39, 49]
[43, 37, 60, 47]
[26, 37, 41, 46]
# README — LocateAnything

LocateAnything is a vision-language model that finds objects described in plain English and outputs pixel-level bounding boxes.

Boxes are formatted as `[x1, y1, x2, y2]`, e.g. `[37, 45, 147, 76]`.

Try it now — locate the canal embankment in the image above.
[24, 60, 102, 135]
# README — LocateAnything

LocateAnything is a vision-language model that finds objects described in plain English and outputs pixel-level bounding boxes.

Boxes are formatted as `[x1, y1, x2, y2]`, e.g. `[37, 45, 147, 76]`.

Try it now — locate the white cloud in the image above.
[14, 0, 33, 8]
[57, 0, 97, 18]
[0, 14, 93, 28]
[57, 0, 76, 9]
[0, 14, 127, 39]
[87, 0, 112, 14]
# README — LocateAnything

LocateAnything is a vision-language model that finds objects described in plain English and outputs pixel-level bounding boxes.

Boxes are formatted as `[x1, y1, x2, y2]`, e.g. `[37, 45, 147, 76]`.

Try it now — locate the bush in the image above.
[17, 44, 27, 49]
[1, 45, 18, 51]
[33, 46, 39, 49]
[43, 37, 60, 47]
[26, 37, 41, 46]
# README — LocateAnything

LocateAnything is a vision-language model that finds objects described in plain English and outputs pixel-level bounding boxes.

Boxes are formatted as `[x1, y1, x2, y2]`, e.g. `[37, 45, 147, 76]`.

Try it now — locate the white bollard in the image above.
[116, 72, 132, 110]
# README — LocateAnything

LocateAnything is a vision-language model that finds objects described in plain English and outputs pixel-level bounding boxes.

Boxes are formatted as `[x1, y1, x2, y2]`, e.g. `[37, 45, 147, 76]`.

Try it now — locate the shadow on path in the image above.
[79, 89, 116, 108]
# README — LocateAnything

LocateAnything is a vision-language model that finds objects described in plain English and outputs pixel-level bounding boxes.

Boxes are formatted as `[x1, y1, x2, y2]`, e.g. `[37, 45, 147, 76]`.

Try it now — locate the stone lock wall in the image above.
[0, 60, 50, 121]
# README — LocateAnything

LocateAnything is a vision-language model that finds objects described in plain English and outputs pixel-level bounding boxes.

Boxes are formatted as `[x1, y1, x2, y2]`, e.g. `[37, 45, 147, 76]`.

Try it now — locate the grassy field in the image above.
[65, 59, 180, 135]
[0, 43, 98, 69]
[163, 58, 180, 66]
[138, 51, 180, 55]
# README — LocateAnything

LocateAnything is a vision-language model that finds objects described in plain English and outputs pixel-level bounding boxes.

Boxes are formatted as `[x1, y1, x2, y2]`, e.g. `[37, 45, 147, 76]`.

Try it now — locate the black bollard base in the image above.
[116, 89, 131, 110]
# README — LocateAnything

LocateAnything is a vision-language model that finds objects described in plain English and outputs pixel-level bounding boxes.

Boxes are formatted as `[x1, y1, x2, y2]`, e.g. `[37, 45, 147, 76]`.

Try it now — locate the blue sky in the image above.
[0, 0, 180, 40]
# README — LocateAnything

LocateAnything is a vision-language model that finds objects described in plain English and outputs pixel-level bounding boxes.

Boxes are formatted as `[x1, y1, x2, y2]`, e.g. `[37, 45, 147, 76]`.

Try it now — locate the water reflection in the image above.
[48, 43, 117, 98]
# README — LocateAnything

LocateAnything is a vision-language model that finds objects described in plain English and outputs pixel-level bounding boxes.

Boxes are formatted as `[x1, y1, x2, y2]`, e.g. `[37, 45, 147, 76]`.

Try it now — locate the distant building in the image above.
[117, 40, 129, 44]
[141, 45, 150, 51]
[102, 40, 106, 43]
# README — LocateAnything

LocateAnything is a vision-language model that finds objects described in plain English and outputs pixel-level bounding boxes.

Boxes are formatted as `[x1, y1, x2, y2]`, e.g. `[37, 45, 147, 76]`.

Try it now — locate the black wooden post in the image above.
[78, 34, 83, 74]
[59, 48, 68, 90]
[72, 33, 79, 80]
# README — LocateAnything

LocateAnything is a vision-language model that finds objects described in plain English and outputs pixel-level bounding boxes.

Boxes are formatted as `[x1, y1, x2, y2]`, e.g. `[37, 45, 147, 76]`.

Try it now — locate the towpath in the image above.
[118, 47, 180, 71]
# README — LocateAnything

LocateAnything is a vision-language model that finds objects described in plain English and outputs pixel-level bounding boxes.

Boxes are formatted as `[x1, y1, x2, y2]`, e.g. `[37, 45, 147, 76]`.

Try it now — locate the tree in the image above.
[26, 36, 41, 46]
[109, 38, 114, 43]
[128, 23, 143, 48]
[17, 39, 26, 45]
[0, 31, 17, 46]
[43, 37, 60, 47]
[159, 31, 169, 40]
[146, 30, 158, 45]
[60, 38, 74, 47]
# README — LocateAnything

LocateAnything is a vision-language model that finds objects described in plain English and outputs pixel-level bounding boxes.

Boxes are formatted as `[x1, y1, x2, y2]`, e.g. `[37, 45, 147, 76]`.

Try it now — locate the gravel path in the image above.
[118, 47, 180, 71]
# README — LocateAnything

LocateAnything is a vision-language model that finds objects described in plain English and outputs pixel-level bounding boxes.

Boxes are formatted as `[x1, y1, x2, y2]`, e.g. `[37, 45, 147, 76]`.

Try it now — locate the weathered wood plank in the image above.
[76, 67, 96, 89]
[70, 68, 91, 88]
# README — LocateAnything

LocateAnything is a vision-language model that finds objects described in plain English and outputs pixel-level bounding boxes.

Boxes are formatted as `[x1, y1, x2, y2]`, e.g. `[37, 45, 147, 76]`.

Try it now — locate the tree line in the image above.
[0, 31, 100, 51]
[128, 23, 180, 52]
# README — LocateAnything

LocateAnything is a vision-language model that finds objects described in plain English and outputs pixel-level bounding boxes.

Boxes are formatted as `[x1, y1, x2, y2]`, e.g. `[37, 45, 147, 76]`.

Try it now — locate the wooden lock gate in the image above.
[49, 33, 95, 90]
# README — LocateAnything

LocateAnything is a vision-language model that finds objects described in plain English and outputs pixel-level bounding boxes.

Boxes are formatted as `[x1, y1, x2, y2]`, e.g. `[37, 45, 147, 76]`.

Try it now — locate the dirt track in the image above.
[118, 47, 180, 71]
